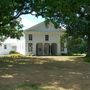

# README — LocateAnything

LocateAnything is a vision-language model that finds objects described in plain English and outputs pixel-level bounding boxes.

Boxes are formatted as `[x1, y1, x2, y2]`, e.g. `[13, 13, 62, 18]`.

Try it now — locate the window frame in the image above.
[28, 34, 33, 40]
[61, 43, 64, 51]
[45, 35, 49, 41]
[4, 45, 7, 49]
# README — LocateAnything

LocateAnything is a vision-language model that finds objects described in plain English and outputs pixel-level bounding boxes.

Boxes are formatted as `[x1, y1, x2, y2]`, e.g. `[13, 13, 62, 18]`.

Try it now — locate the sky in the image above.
[5, 15, 45, 43]
[20, 14, 45, 30]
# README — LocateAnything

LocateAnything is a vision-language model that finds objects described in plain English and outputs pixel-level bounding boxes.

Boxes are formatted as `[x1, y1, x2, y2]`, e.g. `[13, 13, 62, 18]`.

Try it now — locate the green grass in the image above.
[16, 83, 42, 90]
[0, 83, 43, 90]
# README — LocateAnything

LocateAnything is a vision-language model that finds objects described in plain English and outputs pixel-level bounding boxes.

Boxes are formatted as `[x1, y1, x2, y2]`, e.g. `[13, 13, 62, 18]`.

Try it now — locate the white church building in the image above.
[17, 22, 67, 56]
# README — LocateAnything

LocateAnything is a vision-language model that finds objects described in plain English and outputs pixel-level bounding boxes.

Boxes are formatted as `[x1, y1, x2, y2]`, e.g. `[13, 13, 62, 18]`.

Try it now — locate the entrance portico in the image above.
[36, 43, 57, 56]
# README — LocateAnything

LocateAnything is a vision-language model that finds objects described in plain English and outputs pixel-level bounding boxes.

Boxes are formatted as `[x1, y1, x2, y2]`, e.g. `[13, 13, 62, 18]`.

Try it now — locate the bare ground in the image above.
[0, 56, 90, 90]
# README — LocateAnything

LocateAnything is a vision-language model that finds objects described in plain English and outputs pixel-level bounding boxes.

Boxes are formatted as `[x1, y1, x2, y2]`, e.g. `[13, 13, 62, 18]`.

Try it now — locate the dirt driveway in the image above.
[0, 56, 90, 90]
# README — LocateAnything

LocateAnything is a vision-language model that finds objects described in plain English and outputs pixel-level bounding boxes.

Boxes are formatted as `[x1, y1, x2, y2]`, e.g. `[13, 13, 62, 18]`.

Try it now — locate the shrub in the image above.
[9, 54, 23, 58]
[84, 57, 90, 63]
[9, 50, 20, 54]
[9, 51, 23, 58]
[61, 53, 67, 56]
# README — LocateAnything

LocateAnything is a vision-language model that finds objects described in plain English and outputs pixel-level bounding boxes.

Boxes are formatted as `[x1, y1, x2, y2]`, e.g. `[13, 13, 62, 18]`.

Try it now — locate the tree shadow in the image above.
[0, 56, 90, 90]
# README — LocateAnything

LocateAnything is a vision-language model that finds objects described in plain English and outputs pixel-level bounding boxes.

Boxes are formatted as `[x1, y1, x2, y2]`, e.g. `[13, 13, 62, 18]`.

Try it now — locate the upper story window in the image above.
[28, 34, 32, 40]
[45, 35, 49, 41]
[4, 45, 7, 49]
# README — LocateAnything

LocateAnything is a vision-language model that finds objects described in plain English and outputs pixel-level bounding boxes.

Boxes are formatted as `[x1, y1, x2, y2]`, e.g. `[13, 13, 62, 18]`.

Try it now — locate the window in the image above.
[61, 42, 64, 51]
[4, 45, 7, 49]
[45, 35, 49, 41]
[28, 43, 33, 52]
[28, 34, 32, 40]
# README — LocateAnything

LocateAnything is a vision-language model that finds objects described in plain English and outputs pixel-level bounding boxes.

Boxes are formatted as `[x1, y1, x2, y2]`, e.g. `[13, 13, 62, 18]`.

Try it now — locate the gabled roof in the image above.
[24, 21, 65, 32]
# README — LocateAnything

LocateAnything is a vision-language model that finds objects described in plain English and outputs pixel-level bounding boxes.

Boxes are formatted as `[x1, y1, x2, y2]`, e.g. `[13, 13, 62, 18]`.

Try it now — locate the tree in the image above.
[37, 0, 90, 56]
[0, 0, 90, 56]
[0, 0, 24, 40]
[24, 0, 89, 56]
[67, 37, 87, 55]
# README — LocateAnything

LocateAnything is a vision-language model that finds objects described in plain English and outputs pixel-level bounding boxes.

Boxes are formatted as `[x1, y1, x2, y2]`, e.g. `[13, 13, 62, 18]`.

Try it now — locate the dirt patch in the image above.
[0, 56, 90, 90]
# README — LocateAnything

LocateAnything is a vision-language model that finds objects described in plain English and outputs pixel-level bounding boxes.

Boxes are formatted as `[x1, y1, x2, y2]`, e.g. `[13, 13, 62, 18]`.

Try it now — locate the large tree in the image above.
[0, 0, 90, 56]
[33, 0, 90, 56]
[0, 0, 24, 40]
[67, 37, 87, 55]
[27, 0, 89, 56]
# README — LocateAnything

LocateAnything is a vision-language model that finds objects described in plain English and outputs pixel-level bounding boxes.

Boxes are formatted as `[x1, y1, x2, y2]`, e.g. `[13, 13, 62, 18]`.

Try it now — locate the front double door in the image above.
[44, 43, 50, 56]
[36, 43, 43, 56]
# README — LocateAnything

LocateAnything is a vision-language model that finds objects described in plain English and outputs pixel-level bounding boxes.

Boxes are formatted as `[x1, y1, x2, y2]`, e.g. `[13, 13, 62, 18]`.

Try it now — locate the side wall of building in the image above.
[0, 43, 15, 55]
[16, 36, 26, 55]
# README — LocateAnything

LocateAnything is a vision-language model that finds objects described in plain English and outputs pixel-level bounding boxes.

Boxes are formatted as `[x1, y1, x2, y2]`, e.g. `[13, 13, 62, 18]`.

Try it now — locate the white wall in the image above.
[0, 43, 15, 55]
[25, 31, 61, 55]
[16, 36, 25, 55]
[17, 22, 67, 56]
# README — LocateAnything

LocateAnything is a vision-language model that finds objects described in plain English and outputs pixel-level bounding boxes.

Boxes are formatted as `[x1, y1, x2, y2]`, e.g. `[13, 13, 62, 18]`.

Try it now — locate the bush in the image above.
[8, 54, 23, 58]
[61, 53, 67, 56]
[84, 57, 90, 63]
[67, 37, 87, 55]
[9, 51, 20, 54]
[9, 51, 23, 58]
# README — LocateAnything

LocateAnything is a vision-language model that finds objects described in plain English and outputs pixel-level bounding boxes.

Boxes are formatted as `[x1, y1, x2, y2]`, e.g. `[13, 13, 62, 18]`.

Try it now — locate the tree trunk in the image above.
[87, 35, 90, 57]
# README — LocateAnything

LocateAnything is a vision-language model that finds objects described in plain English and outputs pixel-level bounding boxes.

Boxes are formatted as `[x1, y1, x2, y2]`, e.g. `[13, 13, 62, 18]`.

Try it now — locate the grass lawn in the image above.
[0, 56, 90, 90]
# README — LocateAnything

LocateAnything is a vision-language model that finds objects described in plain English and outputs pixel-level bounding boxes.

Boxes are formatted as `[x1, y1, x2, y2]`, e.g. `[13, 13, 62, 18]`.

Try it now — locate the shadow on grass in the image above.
[0, 56, 90, 90]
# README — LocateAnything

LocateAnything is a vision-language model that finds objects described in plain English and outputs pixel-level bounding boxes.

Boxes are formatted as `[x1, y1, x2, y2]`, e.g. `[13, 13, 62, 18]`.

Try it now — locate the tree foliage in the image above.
[1, 0, 90, 37]
[0, 0, 23, 40]
[0, 0, 90, 55]
[67, 37, 87, 55]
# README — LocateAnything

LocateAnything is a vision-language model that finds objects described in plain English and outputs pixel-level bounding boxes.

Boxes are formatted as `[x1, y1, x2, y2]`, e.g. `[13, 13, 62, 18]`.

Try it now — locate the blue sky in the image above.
[20, 14, 45, 29]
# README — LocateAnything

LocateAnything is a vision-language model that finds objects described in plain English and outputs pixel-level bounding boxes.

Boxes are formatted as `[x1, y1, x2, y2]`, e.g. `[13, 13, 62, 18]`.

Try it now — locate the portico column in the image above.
[64, 42, 67, 54]
[43, 43, 44, 56]
[33, 43, 36, 55]
[50, 43, 51, 56]
[57, 43, 61, 55]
